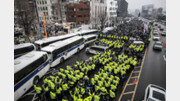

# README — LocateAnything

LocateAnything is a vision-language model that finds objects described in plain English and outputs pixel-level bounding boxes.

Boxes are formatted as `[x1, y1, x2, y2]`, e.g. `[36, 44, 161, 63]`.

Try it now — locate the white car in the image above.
[153, 36, 160, 41]
[143, 84, 166, 101]
[86, 45, 109, 55]
[153, 41, 163, 50]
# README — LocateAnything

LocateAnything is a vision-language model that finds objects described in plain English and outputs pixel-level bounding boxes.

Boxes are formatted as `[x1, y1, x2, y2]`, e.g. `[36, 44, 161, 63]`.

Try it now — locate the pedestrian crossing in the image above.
[118, 48, 147, 101]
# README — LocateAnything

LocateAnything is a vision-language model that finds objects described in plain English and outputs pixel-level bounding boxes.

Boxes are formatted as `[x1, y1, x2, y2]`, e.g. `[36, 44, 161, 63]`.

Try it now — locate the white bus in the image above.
[14, 43, 36, 59]
[14, 51, 50, 101]
[41, 36, 85, 67]
[79, 29, 98, 36]
[34, 33, 78, 50]
[83, 34, 97, 45]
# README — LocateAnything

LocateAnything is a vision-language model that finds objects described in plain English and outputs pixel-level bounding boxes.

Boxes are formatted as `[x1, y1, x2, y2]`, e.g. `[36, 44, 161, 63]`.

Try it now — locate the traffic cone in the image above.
[134, 79, 137, 84]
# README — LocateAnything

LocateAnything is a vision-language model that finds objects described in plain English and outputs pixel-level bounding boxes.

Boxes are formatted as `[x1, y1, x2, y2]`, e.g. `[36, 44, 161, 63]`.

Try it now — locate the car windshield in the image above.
[153, 91, 165, 101]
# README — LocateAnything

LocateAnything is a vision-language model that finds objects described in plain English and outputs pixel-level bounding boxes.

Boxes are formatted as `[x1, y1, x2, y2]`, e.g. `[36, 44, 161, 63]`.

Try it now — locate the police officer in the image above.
[34, 84, 42, 100]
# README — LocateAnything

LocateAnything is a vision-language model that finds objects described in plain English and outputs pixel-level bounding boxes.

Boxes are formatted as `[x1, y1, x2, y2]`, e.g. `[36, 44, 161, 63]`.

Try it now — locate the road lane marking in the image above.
[118, 48, 148, 101]
[123, 91, 134, 95]
[133, 71, 139, 73]
[131, 48, 148, 101]
[127, 83, 136, 86]
[118, 70, 133, 101]
[131, 76, 138, 79]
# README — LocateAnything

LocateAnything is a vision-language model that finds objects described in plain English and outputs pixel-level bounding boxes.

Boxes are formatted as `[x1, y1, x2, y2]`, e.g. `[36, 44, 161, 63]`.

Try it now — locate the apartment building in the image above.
[66, 1, 90, 26]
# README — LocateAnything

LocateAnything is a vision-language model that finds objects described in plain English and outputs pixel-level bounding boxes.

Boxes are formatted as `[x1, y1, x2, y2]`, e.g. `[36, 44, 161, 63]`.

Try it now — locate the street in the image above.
[134, 28, 166, 100]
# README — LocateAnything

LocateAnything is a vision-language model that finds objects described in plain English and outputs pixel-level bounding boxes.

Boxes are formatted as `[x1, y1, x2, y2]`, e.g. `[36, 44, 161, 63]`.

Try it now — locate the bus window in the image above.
[14, 56, 45, 85]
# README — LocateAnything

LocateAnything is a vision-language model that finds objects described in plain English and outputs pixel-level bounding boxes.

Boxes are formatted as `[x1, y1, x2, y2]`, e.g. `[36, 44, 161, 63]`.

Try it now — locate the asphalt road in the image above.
[134, 31, 166, 101]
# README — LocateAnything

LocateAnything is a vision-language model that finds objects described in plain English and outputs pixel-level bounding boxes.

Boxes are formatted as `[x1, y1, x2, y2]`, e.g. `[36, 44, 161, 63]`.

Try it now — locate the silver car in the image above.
[86, 45, 109, 55]
[153, 41, 163, 50]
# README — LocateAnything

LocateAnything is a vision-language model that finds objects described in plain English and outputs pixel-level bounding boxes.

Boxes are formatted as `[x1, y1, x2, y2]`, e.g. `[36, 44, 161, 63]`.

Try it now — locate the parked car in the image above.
[86, 45, 109, 55]
[153, 32, 159, 36]
[153, 41, 163, 50]
[160, 28, 164, 31]
[161, 32, 166, 36]
[143, 84, 166, 101]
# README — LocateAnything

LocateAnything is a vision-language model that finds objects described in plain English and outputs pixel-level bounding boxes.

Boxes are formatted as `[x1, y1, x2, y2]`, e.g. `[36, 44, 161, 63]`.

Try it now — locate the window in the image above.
[52, 38, 84, 60]
[46, 7, 48, 10]
[42, 1, 44, 4]
[152, 91, 165, 101]
[14, 55, 47, 85]
[86, 36, 96, 42]
[14, 45, 34, 56]
[45, 0, 47, 4]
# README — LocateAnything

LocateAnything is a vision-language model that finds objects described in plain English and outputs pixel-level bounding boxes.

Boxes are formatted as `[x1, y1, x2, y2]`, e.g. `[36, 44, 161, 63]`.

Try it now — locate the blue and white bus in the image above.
[41, 36, 85, 67]
[14, 43, 36, 59]
[83, 34, 97, 45]
[14, 51, 50, 101]
[34, 33, 78, 50]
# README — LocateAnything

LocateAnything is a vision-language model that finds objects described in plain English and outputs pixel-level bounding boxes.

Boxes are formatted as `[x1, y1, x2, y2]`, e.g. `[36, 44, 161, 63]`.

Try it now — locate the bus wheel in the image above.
[60, 57, 64, 63]
[77, 48, 80, 53]
[33, 76, 39, 85]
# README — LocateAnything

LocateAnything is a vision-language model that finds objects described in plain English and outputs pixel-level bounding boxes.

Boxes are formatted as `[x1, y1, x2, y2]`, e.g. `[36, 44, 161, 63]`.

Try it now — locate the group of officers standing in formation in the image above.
[33, 18, 152, 101]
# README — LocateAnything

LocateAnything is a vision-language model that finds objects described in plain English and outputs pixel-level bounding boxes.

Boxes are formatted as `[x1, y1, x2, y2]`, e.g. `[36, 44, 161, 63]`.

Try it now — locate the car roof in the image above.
[155, 41, 162, 44]
[14, 51, 47, 74]
[90, 45, 109, 49]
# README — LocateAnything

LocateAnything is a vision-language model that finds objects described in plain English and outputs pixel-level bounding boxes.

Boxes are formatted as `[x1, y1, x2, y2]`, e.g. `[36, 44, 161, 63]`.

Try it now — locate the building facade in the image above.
[106, 0, 118, 26]
[66, 1, 90, 26]
[36, 0, 53, 23]
[141, 4, 154, 18]
[90, 0, 107, 28]
[117, 0, 128, 18]
[51, 0, 62, 22]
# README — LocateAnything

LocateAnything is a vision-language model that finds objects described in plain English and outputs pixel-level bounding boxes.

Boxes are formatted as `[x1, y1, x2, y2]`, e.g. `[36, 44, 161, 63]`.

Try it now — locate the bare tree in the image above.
[98, 11, 108, 29]
[14, 0, 35, 42]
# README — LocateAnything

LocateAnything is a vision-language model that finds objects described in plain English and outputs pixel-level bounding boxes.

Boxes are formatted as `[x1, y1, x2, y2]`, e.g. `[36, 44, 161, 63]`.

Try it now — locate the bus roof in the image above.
[83, 34, 97, 40]
[14, 51, 47, 74]
[14, 43, 34, 50]
[34, 33, 78, 45]
[41, 36, 83, 52]
[79, 29, 98, 35]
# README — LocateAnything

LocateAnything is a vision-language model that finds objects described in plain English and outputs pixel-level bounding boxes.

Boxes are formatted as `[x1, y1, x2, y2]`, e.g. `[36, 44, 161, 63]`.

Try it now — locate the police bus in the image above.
[83, 34, 97, 45]
[41, 36, 85, 67]
[34, 33, 78, 50]
[79, 29, 98, 36]
[14, 43, 36, 59]
[14, 51, 50, 101]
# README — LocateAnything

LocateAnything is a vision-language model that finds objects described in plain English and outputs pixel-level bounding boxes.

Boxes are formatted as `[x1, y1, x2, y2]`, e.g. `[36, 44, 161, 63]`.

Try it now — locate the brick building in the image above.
[66, 1, 90, 26]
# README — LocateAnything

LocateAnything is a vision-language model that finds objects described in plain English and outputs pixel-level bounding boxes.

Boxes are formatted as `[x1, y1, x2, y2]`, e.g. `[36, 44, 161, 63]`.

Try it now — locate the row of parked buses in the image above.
[14, 30, 98, 101]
